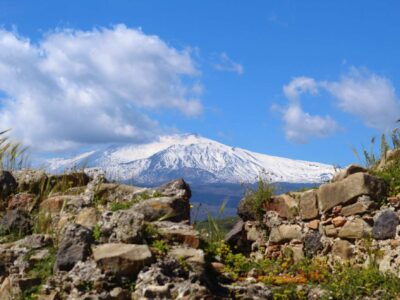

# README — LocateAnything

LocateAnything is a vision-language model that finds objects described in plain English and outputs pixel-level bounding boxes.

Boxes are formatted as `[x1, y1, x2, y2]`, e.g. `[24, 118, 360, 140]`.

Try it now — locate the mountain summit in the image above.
[47, 134, 334, 185]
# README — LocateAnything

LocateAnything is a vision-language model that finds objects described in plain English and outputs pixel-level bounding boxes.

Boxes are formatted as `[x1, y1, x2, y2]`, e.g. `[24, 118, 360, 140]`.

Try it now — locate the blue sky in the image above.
[0, 0, 399, 166]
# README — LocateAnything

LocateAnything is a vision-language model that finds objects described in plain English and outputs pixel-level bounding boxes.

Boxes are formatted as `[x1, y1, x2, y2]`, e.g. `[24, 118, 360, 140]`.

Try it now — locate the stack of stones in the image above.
[231, 164, 400, 274]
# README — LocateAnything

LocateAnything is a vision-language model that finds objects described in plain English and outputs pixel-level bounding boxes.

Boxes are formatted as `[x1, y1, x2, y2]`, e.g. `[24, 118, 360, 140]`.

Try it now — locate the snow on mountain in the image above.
[46, 134, 335, 185]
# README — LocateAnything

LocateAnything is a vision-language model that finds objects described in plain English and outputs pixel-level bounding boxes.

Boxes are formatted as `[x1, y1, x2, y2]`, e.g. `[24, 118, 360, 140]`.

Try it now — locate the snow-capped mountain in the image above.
[46, 134, 335, 185]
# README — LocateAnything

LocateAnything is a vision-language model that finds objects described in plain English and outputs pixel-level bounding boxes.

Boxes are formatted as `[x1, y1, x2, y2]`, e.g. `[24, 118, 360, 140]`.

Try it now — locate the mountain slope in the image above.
[46, 134, 335, 185]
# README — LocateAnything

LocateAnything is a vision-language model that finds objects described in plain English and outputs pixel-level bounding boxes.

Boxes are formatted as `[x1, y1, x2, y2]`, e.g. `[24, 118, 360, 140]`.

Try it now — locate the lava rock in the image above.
[373, 210, 400, 240]
[54, 224, 93, 271]
[0, 170, 17, 201]
[304, 231, 323, 258]
[0, 209, 33, 236]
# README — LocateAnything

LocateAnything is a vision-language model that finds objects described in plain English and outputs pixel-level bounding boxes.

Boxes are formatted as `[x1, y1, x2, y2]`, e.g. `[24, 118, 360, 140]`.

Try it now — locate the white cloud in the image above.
[281, 77, 338, 143]
[0, 25, 202, 150]
[322, 68, 400, 131]
[213, 52, 243, 75]
[283, 77, 318, 101]
[279, 67, 400, 143]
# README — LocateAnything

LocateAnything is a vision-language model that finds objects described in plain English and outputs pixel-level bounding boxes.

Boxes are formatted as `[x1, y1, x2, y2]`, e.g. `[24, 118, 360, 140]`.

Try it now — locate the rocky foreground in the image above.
[0, 160, 400, 299]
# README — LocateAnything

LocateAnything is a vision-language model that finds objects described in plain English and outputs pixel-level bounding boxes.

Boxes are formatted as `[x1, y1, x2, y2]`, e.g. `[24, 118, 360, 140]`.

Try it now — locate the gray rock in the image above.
[0, 209, 32, 236]
[55, 224, 93, 271]
[12, 169, 47, 194]
[152, 221, 200, 248]
[93, 243, 153, 276]
[224, 220, 252, 254]
[99, 209, 144, 244]
[317, 173, 386, 213]
[0, 170, 17, 201]
[373, 210, 400, 240]
[133, 255, 217, 300]
[133, 196, 190, 222]
[304, 231, 323, 258]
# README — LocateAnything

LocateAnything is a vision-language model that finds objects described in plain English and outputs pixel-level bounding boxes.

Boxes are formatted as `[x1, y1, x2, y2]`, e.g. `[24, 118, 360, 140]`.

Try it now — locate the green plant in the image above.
[109, 201, 132, 211]
[21, 247, 57, 299]
[93, 223, 102, 241]
[178, 256, 190, 272]
[151, 239, 170, 256]
[244, 176, 274, 222]
[33, 212, 54, 235]
[374, 158, 400, 196]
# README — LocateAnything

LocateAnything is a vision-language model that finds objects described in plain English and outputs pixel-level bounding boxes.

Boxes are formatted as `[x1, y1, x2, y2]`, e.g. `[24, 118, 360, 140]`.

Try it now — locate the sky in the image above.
[0, 0, 399, 167]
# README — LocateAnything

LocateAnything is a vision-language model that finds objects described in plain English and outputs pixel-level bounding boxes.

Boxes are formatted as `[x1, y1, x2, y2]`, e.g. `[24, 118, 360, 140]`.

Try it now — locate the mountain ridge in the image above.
[46, 133, 335, 185]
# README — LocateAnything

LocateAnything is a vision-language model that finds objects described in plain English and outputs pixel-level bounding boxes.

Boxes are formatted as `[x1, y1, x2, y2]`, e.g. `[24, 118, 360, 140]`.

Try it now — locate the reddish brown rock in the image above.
[332, 216, 346, 227]
[7, 193, 36, 212]
[308, 220, 320, 230]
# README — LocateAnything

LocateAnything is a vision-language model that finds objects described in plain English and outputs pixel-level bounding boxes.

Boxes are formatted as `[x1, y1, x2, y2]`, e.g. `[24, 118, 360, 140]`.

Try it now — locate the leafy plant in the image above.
[92, 223, 102, 241]
[244, 176, 274, 222]
[151, 240, 170, 257]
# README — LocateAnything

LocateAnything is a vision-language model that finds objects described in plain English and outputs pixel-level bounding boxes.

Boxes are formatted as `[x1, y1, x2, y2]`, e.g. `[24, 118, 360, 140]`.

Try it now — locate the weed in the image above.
[92, 223, 102, 241]
[33, 212, 54, 235]
[243, 176, 274, 222]
[151, 240, 170, 257]
[0, 129, 30, 170]
[109, 201, 132, 211]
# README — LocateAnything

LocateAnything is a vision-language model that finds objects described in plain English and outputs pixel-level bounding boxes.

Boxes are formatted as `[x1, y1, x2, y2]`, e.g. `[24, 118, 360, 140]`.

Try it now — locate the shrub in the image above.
[244, 176, 274, 221]
[151, 240, 170, 257]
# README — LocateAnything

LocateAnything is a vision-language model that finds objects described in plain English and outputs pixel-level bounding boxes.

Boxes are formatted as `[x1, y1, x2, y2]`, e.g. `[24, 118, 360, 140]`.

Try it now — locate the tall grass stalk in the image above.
[0, 129, 29, 170]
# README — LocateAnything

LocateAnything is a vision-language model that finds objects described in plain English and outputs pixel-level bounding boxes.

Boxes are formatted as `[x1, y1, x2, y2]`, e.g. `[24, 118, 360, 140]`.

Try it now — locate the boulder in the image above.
[332, 239, 354, 260]
[324, 225, 337, 237]
[93, 243, 153, 276]
[133, 196, 190, 222]
[133, 255, 215, 300]
[55, 224, 93, 271]
[332, 216, 346, 227]
[298, 190, 319, 220]
[332, 164, 367, 182]
[40, 195, 84, 214]
[0, 170, 17, 201]
[338, 218, 371, 240]
[373, 210, 400, 240]
[308, 220, 320, 230]
[99, 209, 144, 244]
[12, 169, 47, 194]
[340, 195, 375, 216]
[169, 246, 205, 276]
[75, 207, 98, 229]
[7, 193, 36, 212]
[304, 231, 323, 258]
[152, 221, 200, 248]
[0, 209, 32, 236]
[317, 173, 386, 213]
[264, 194, 299, 220]
[47, 172, 90, 193]
[224, 220, 252, 254]
[155, 178, 191, 200]
[269, 224, 302, 244]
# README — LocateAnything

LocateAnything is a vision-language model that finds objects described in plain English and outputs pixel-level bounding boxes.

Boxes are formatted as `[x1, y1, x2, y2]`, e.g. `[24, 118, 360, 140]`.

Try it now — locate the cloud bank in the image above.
[0, 25, 202, 150]
[280, 68, 400, 143]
